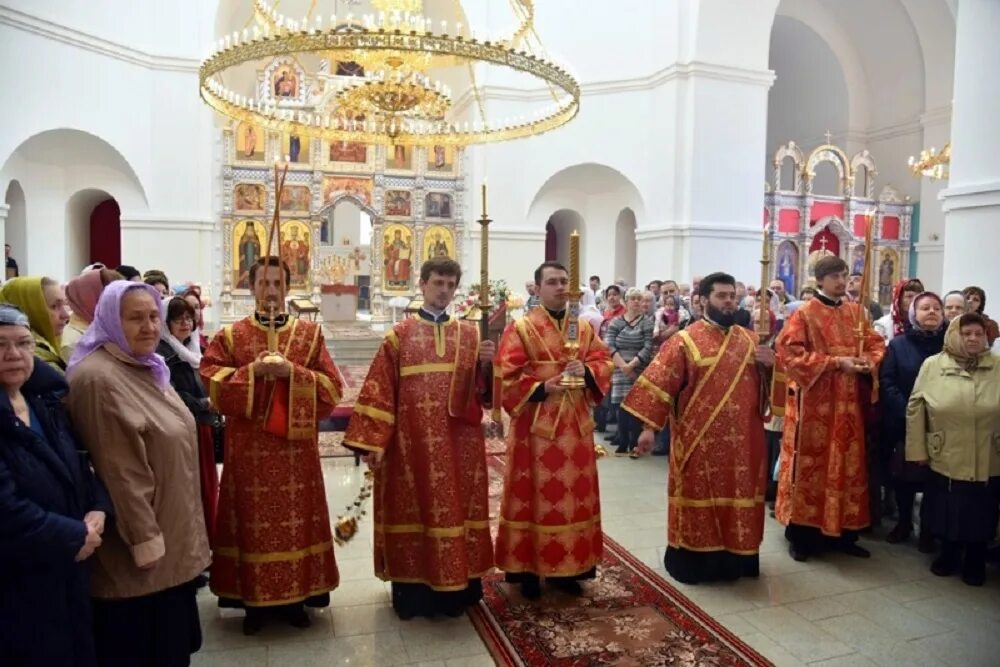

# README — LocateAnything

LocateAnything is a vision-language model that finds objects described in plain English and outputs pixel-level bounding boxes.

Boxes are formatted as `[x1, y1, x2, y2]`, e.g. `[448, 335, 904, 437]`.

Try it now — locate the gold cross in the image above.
[819, 236, 829, 253]
[279, 513, 305, 540]
[824, 130, 833, 145]
[416, 396, 439, 414]
[246, 517, 272, 540]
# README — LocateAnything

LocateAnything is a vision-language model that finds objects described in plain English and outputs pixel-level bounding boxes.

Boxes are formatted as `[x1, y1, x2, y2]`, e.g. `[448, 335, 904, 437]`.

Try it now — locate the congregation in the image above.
[2, 252, 999, 667]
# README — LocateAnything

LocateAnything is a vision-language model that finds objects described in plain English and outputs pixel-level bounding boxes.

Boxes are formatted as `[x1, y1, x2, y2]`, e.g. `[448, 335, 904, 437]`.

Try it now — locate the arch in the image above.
[65, 189, 114, 278]
[527, 163, 645, 287]
[804, 143, 851, 197]
[773, 141, 805, 192]
[614, 208, 637, 287]
[544, 209, 584, 269]
[4, 180, 27, 276]
[0, 128, 148, 210]
[850, 150, 878, 199]
[90, 198, 121, 268]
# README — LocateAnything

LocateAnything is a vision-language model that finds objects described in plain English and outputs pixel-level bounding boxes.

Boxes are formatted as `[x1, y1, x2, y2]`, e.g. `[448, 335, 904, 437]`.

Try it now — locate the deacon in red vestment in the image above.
[201, 257, 343, 634]
[495, 261, 613, 599]
[344, 258, 495, 619]
[627, 273, 774, 584]
[775, 256, 885, 562]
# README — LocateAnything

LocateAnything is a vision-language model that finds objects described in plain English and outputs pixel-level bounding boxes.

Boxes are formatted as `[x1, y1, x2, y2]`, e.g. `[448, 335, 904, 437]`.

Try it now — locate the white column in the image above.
[940, 0, 1000, 303]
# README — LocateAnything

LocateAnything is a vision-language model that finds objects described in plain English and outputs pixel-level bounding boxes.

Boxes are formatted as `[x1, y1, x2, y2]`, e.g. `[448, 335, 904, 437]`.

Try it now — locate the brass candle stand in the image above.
[560, 230, 586, 389]
[756, 224, 773, 342]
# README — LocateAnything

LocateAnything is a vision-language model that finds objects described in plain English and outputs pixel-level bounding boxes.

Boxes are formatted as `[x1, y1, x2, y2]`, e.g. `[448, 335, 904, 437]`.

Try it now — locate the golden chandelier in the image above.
[199, 0, 580, 147]
[908, 143, 950, 180]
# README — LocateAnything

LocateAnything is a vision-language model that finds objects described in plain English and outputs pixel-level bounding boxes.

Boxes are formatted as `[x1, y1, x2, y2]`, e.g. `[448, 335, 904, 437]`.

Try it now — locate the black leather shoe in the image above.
[549, 578, 583, 595]
[788, 542, 809, 562]
[840, 543, 871, 558]
[286, 608, 312, 629]
[520, 579, 542, 600]
[242, 614, 264, 636]
[917, 531, 937, 554]
[886, 523, 912, 544]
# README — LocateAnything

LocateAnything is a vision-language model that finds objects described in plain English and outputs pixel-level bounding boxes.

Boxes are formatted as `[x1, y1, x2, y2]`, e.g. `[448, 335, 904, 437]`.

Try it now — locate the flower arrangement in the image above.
[454, 279, 516, 318]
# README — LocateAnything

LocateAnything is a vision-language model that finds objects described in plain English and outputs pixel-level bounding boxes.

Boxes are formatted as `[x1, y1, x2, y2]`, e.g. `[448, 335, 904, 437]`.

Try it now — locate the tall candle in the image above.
[569, 230, 580, 290]
[481, 181, 487, 218]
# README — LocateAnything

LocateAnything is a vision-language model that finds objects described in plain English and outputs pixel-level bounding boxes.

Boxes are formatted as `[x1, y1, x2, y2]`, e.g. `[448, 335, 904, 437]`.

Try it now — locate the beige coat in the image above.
[906, 351, 1000, 482]
[67, 345, 210, 599]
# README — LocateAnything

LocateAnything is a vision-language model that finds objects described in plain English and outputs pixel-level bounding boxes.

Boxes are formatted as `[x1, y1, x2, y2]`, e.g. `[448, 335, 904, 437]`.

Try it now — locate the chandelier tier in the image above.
[200, 0, 579, 147]
[908, 143, 950, 180]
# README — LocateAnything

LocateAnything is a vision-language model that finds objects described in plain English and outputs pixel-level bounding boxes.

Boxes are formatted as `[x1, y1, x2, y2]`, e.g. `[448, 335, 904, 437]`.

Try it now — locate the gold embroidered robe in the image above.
[622, 321, 768, 558]
[775, 299, 885, 536]
[343, 317, 493, 590]
[201, 317, 343, 606]
[494, 308, 613, 577]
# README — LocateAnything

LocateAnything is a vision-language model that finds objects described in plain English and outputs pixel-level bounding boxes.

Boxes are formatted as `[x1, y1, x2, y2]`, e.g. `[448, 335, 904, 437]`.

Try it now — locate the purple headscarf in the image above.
[67, 281, 170, 391]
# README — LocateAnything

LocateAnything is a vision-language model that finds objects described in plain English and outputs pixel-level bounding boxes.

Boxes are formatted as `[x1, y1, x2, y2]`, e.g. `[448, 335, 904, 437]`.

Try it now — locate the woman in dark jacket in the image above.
[879, 292, 945, 551]
[156, 297, 219, 544]
[0, 303, 112, 667]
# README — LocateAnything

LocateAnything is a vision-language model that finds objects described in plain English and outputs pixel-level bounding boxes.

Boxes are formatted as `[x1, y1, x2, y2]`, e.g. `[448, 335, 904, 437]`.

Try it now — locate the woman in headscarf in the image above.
[961, 285, 999, 346]
[874, 278, 924, 342]
[157, 296, 219, 547]
[942, 290, 966, 322]
[65, 282, 210, 666]
[880, 292, 946, 551]
[0, 277, 71, 370]
[179, 286, 209, 350]
[906, 313, 1000, 586]
[62, 267, 123, 359]
[0, 303, 112, 667]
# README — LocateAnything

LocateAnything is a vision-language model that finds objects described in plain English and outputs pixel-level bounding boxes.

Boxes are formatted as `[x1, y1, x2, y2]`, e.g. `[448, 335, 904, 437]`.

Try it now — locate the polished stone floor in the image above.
[194, 454, 1000, 667]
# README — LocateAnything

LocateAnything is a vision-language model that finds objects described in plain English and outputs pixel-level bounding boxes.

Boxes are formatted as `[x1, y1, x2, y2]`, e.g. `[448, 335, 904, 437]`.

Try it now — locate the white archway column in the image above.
[636, 64, 775, 286]
[940, 0, 1000, 302]
[0, 203, 8, 264]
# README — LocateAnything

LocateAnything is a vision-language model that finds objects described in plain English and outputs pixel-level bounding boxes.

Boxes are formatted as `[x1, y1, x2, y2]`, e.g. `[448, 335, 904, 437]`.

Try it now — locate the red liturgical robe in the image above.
[201, 317, 343, 606]
[344, 317, 493, 590]
[494, 308, 613, 577]
[623, 321, 768, 559]
[775, 298, 885, 536]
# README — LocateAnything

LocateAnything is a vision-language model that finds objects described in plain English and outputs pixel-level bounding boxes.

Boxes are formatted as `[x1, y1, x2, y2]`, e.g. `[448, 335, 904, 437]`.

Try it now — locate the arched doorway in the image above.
[614, 208, 637, 286]
[90, 198, 121, 268]
[66, 189, 115, 277]
[317, 195, 378, 313]
[4, 180, 26, 277]
[544, 209, 584, 269]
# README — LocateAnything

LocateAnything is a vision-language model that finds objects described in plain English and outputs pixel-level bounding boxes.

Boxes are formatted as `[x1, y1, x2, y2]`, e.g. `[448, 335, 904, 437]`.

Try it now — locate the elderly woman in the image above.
[62, 267, 123, 359]
[0, 303, 111, 667]
[880, 292, 946, 551]
[906, 313, 1000, 586]
[66, 282, 210, 666]
[0, 277, 71, 371]
[157, 297, 219, 545]
[605, 287, 655, 457]
[961, 285, 999, 347]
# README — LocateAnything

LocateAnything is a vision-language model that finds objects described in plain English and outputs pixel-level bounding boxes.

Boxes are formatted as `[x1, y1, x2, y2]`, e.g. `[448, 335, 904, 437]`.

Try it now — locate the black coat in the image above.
[0, 358, 112, 667]
[156, 340, 212, 423]
[879, 325, 946, 445]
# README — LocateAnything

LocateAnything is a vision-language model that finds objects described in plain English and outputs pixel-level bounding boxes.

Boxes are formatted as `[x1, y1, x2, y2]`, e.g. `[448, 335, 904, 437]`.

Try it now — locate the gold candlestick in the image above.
[756, 224, 772, 340]
[560, 230, 585, 388]
[856, 209, 876, 357]
[477, 181, 491, 343]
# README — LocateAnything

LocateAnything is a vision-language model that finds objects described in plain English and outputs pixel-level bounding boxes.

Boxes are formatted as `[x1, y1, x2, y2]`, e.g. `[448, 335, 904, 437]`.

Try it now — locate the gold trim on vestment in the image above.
[498, 515, 601, 534]
[342, 438, 381, 453]
[669, 495, 765, 509]
[316, 372, 341, 406]
[210, 584, 338, 608]
[622, 403, 660, 431]
[385, 329, 400, 350]
[305, 321, 320, 366]
[245, 362, 256, 419]
[209, 367, 236, 407]
[282, 319, 300, 357]
[222, 325, 234, 353]
[214, 540, 334, 564]
[637, 375, 673, 405]
[676, 328, 755, 470]
[287, 365, 316, 440]
[376, 520, 491, 537]
[353, 403, 395, 424]
[400, 362, 455, 376]
[667, 541, 760, 556]
[374, 571, 495, 591]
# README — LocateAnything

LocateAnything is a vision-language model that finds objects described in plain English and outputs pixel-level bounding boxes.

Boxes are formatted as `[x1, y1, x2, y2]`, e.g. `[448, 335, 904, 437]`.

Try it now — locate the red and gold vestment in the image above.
[775, 298, 885, 536]
[343, 316, 494, 590]
[623, 321, 768, 562]
[494, 307, 613, 577]
[201, 317, 343, 606]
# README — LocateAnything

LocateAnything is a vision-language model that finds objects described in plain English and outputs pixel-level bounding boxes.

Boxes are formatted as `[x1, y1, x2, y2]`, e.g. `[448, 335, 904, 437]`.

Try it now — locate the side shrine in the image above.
[217, 55, 466, 325]
[765, 137, 913, 306]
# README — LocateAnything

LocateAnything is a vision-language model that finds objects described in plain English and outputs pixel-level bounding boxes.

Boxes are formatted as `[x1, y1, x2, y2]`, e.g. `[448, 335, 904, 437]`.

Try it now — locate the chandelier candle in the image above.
[560, 230, 585, 389]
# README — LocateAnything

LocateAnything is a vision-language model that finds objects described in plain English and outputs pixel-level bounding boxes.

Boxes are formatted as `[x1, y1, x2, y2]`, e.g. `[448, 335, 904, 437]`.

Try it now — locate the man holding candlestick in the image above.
[494, 260, 613, 599]
[774, 255, 885, 561]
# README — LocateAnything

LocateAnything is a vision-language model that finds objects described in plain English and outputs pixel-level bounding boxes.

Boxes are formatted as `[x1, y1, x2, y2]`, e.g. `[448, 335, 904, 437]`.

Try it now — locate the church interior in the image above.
[2, 0, 999, 665]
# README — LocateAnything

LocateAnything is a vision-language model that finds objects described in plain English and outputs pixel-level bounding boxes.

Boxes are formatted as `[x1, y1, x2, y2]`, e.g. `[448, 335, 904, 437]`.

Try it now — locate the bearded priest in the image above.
[626, 272, 774, 583]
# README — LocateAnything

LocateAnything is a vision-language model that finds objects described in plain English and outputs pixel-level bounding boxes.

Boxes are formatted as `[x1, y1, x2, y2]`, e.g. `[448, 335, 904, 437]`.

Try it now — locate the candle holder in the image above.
[560, 230, 585, 389]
